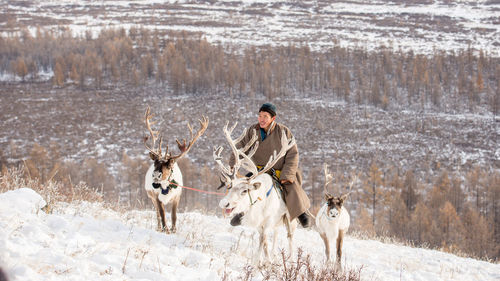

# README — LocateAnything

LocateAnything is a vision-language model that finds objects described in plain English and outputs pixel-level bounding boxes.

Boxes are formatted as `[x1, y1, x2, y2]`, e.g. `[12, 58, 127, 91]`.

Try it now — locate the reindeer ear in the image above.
[340, 193, 350, 202]
[324, 193, 332, 201]
[149, 152, 157, 160]
[252, 182, 261, 190]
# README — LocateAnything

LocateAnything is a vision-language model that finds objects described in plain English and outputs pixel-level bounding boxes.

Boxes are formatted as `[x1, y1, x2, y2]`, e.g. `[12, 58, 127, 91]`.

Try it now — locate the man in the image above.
[229, 102, 312, 227]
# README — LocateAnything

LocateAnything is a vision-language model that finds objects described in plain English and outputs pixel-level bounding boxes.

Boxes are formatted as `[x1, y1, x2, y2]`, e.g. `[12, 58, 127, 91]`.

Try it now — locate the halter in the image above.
[248, 182, 275, 206]
[153, 167, 179, 195]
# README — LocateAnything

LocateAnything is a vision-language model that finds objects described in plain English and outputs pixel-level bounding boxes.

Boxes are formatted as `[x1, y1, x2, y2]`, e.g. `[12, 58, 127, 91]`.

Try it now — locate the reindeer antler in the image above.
[323, 163, 334, 197]
[214, 123, 295, 184]
[342, 172, 358, 198]
[323, 164, 358, 199]
[170, 116, 209, 160]
[247, 129, 295, 181]
[145, 106, 209, 160]
[144, 106, 162, 158]
[213, 122, 259, 182]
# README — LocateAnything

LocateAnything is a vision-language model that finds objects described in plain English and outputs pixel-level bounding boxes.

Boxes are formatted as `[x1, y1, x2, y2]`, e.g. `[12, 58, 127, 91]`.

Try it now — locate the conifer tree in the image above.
[355, 205, 375, 236]
[53, 61, 65, 86]
[361, 161, 385, 226]
[437, 201, 464, 249]
[461, 205, 491, 257]
[13, 57, 28, 81]
[410, 202, 432, 244]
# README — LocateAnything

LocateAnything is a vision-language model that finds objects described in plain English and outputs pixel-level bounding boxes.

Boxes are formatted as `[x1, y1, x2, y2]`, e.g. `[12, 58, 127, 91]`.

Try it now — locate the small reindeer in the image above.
[143, 107, 208, 233]
[214, 122, 297, 265]
[315, 164, 356, 267]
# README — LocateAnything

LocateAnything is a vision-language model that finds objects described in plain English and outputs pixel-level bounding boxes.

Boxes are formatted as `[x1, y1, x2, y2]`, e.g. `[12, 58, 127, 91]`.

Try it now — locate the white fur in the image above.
[145, 162, 183, 232]
[315, 203, 350, 263]
[145, 163, 183, 204]
[219, 173, 296, 265]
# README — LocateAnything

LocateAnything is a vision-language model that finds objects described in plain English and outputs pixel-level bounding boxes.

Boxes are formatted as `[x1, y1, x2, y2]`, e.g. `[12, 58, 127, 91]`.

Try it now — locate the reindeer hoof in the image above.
[334, 261, 342, 272]
[161, 226, 170, 234]
[170, 227, 177, 233]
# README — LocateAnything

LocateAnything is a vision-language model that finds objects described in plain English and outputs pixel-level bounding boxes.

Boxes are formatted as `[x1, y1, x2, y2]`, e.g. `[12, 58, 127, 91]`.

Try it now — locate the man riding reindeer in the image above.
[228, 103, 313, 228]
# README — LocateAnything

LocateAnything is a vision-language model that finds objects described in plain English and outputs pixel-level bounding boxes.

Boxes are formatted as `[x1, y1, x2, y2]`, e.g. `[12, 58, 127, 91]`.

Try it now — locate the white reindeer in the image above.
[315, 164, 356, 268]
[143, 107, 208, 233]
[214, 122, 297, 265]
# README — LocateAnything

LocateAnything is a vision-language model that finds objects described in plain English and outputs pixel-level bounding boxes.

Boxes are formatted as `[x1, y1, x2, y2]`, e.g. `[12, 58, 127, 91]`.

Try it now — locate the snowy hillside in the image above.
[1, 0, 499, 56]
[1, 188, 498, 281]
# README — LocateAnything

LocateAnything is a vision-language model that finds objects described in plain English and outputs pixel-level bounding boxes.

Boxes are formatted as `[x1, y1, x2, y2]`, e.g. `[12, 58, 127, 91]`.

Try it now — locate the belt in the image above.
[257, 165, 281, 179]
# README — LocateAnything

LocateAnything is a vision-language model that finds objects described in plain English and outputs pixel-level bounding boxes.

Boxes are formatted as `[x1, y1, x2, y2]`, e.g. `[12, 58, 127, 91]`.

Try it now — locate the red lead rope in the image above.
[168, 181, 226, 196]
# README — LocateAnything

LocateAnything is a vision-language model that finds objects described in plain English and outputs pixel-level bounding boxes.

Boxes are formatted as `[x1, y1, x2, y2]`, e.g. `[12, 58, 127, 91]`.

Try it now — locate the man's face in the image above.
[258, 111, 275, 130]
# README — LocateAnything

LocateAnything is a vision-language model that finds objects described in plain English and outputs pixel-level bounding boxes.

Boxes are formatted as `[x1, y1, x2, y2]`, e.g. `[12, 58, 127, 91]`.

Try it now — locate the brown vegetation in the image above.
[258, 249, 362, 281]
[0, 28, 498, 114]
[0, 28, 499, 261]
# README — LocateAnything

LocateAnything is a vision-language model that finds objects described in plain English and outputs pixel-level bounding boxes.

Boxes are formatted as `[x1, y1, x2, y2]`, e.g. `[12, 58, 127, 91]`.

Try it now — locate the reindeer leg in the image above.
[150, 198, 162, 231]
[156, 197, 169, 233]
[261, 227, 271, 263]
[336, 230, 344, 270]
[254, 227, 266, 266]
[320, 232, 330, 263]
[147, 191, 162, 231]
[170, 198, 179, 233]
[270, 228, 278, 261]
[283, 215, 294, 257]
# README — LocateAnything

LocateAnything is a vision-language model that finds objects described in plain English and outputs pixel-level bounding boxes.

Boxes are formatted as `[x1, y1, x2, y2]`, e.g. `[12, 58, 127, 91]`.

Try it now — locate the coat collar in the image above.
[260, 120, 276, 135]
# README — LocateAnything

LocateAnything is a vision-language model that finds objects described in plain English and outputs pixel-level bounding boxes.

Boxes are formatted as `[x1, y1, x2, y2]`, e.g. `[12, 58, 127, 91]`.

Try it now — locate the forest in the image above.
[0, 27, 499, 261]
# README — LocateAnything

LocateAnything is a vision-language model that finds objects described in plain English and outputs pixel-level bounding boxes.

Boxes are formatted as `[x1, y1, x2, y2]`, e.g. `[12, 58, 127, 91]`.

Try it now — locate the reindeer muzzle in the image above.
[329, 208, 340, 218]
[152, 183, 161, 189]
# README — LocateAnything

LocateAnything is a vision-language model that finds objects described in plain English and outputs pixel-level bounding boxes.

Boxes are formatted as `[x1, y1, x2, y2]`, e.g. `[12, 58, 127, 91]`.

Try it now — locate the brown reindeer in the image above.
[143, 107, 208, 233]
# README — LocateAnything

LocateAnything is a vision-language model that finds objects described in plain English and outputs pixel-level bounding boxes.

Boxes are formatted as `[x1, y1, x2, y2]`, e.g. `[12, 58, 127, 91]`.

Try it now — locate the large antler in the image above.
[171, 116, 209, 160]
[323, 163, 357, 198]
[213, 122, 258, 183]
[144, 106, 163, 158]
[247, 129, 295, 181]
[145, 106, 208, 160]
[323, 163, 334, 197]
[342, 173, 358, 198]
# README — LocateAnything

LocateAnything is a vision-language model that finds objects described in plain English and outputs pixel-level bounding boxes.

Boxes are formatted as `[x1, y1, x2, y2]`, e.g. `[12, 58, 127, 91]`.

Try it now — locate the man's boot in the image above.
[297, 211, 312, 228]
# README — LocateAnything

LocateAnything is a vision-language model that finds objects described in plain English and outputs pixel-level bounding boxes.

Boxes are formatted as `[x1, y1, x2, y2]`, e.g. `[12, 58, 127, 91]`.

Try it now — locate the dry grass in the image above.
[0, 166, 103, 212]
[259, 248, 362, 281]
[347, 230, 498, 263]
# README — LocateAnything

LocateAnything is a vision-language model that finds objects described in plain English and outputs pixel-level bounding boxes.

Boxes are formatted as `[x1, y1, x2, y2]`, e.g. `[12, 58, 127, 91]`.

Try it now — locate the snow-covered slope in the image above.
[1, 188, 499, 281]
[1, 0, 499, 56]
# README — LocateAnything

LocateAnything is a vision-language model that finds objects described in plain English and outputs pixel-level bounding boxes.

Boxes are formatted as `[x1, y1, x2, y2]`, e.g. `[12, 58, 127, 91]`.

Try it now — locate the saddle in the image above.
[269, 168, 286, 203]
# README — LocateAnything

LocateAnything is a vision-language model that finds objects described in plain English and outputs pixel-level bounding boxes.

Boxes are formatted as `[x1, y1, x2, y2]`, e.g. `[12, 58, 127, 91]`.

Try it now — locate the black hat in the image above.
[259, 103, 277, 117]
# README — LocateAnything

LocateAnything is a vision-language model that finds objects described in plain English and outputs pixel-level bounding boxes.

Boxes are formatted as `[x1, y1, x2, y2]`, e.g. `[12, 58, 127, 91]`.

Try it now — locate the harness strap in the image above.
[256, 165, 281, 179]
[266, 182, 274, 197]
[248, 182, 275, 206]
[166, 180, 226, 196]
[168, 179, 179, 189]
[248, 191, 259, 205]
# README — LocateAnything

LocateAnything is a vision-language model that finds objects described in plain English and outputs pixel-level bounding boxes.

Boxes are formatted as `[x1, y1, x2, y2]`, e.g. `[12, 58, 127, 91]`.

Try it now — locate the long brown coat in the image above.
[230, 122, 310, 220]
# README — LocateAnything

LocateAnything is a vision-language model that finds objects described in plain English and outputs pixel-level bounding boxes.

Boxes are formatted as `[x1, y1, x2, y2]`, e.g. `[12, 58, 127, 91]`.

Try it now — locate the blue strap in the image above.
[266, 182, 274, 197]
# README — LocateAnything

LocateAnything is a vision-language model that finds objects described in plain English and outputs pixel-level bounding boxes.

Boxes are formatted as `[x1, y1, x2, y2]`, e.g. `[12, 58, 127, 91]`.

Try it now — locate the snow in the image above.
[2, 0, 499, 56]
[1, 188, 499, 281]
